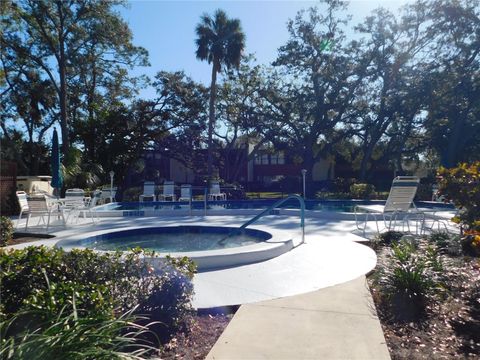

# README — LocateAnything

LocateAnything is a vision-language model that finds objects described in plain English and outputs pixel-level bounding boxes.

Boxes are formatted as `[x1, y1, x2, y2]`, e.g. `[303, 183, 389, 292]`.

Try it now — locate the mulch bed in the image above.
[368, 241, 480, 359]
[9, 233, 55, 245]
[160, 311, 235, 360]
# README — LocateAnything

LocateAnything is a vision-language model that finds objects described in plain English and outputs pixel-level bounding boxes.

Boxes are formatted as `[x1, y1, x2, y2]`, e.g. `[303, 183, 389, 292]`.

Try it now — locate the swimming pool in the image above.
[56, 225, 293, 271]
[58, 226, 272, 252]
[92, 199, 455, 217]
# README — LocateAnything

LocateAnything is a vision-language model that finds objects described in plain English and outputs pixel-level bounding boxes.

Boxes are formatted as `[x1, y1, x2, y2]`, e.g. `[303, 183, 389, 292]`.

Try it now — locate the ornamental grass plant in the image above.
[0, 246, 196, 357]
[373, 239, 444, 321]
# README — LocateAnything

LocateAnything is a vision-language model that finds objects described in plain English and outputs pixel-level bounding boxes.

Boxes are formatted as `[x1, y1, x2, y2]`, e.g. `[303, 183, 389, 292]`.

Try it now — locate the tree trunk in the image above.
[87, 58, 97, 161]
[444, 112, 466, 168]
[27, 122, 34, 176]
[359, 143, 375, 182]
[57, 1, 69, 156]
[207, 59, 218, 179]
[302, 150, 316, 198]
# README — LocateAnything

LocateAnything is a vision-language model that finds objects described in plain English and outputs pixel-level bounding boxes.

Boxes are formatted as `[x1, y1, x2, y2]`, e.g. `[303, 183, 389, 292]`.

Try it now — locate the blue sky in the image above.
[121, 0, 412, 99]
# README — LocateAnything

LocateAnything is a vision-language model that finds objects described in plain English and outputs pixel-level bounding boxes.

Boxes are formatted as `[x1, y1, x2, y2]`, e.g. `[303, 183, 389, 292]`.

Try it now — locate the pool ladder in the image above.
[227, 195, 306, 247]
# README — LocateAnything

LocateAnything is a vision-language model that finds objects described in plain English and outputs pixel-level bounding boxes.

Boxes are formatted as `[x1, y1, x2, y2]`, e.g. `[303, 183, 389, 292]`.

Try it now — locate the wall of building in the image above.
[169, 159, 195, 184]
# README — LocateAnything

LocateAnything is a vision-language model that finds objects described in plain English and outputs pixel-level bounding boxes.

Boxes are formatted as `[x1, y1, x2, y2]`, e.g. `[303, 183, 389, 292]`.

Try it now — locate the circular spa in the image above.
[56, 225, 294, 271]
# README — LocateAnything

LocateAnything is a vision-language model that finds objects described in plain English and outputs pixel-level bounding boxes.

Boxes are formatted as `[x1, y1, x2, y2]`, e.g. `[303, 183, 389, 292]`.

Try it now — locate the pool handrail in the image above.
[237, 194, 306, 246]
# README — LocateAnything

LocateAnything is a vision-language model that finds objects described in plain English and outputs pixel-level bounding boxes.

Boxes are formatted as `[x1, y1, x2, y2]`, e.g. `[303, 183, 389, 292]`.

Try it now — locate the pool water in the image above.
[95, 199, 360, 212]
[93, 199, 455, 215]
[59, 226, 272, 253]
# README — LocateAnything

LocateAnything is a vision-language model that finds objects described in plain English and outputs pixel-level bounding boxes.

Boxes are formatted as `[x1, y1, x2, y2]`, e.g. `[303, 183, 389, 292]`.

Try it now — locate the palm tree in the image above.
[195, 9, 245, 179]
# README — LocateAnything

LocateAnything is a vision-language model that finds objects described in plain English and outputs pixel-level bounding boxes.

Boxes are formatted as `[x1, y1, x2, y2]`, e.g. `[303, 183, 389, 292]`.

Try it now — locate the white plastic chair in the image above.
[354, 176, 423, 235]
[69, 190, 102, 224]
[178, 184, 192, 202]
[99, 187, 116, 204]
[65, 188, 86, 205]
[158, 181, 176, 201]
[15, 191, 29, 229]
[25, 195, 66, 231]
[208, 181, 226, 201]
[139, 181, 157, 202]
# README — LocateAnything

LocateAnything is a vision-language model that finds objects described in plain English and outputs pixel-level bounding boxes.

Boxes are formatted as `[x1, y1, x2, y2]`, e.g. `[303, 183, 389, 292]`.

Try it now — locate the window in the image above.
[255, 153, 269, 165]
[271, 152, 285, 165]
[261, 154, 269, 165]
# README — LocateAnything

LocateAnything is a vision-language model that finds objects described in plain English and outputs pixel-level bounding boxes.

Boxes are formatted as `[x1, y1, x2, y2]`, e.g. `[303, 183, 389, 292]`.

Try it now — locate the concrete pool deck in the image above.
[11, 214, 392, 358]
[12, 214, 377, 308]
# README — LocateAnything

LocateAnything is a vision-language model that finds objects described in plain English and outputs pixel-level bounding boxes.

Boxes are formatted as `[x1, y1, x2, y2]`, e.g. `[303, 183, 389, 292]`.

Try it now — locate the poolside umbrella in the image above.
[51, 128, 63, 197]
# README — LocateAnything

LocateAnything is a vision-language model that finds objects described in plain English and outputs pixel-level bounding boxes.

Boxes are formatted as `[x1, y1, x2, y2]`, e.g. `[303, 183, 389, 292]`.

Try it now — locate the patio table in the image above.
[52, 197, 90, 223]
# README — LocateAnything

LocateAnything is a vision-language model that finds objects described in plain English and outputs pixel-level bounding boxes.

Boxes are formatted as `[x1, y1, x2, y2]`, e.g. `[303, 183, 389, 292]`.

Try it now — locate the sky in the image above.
[120, 0, 412, 99]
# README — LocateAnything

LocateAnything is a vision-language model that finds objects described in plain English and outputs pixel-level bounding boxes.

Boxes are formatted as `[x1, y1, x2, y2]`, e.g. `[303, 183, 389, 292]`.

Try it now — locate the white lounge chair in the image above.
[158, 181, 176, 201]
[355, 176, 423, 235]
[208, 181, 226, 201]
[178, 184, 192, 202]
[25, 195, 66, 231]
[139, 181, 157, 202]
[15, 191, 29, 229]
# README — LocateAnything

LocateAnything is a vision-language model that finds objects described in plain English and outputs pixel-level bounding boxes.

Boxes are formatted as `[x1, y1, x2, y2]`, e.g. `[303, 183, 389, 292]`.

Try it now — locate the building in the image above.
[143, 144, 334, 188]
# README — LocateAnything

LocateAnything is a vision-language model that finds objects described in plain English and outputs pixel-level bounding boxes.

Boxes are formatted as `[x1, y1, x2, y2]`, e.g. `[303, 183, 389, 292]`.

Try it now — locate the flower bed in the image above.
[368, 232, 480, 358]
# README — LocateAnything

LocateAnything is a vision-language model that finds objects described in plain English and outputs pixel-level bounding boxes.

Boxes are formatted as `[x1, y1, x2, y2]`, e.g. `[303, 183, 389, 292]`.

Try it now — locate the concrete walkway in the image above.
[207, 276, 390, 360]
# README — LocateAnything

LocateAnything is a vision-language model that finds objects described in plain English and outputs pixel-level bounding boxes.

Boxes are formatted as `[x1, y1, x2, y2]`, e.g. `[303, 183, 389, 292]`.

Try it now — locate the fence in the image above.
[0, 161, 17, 215]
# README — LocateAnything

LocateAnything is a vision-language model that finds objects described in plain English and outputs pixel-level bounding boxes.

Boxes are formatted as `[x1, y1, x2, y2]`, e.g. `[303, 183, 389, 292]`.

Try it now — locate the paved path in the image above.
[207, 276, 390, 360]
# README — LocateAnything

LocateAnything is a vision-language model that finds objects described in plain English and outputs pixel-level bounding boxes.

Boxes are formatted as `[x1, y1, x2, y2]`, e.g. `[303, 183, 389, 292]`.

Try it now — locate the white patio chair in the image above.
[61, 188, 87, 221]
[64, 188, 86, 205]
[354, 176, 423, 235]
[70, 190, 102, 224]
[178, 184, 192, 202]
[139, 181, 157, 202]
[208, 181, 226, 201]
[25, 195, 66, 231]
[99, 187, 116, 204]
[158, 181, 176, 201]
[15, 191, 29, 229]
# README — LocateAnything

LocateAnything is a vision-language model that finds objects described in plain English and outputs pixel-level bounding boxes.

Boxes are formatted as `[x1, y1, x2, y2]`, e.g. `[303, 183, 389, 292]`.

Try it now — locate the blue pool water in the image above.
[94, 199, 455, 214]
[57, 226, 272, 253]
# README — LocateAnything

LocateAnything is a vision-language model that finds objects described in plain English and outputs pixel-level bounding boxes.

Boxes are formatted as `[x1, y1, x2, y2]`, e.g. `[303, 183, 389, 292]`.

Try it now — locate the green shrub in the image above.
[391, 238, 417, 262]
[122, 186, 143, 202]
[315, 191, 352, 199]
[438, 162, 480, 229]
[0, 246, 195, 343]
[438, 162, 480, 256]
[461, 234, 480, 257]
[415, 182, 431, 201]
[0, 304, 158, 360]
[277, 176, 300, 193]
[349, 183, 376, 199]
[429, 231, 450, 248]
[376, 230, 404, 245]
[0, 216, 14, 247]
[333, 177, 357, 193]
[374, 239, 442, 321]
[429, 231, 463, 256]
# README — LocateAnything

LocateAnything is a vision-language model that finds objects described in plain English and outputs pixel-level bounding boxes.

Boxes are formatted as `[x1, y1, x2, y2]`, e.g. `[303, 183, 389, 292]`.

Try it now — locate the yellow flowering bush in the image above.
[438, 162, 480, 256]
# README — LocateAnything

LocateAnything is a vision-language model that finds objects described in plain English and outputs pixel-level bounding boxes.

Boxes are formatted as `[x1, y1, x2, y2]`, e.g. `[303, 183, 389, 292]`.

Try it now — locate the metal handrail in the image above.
[232, 194, 306, 246]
